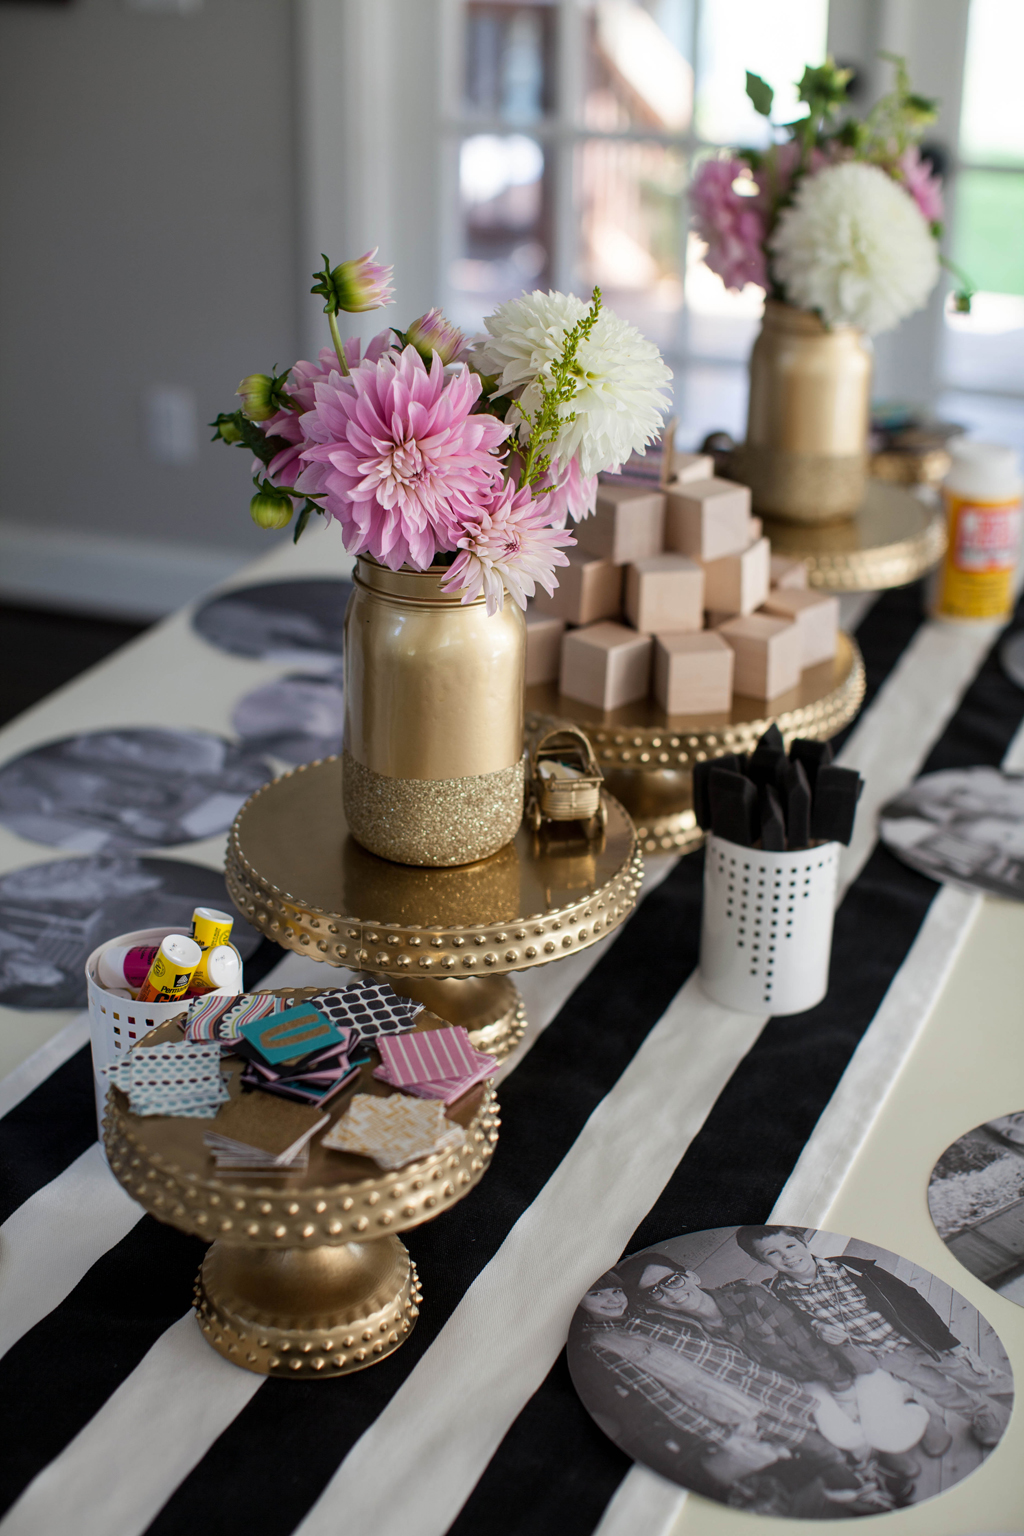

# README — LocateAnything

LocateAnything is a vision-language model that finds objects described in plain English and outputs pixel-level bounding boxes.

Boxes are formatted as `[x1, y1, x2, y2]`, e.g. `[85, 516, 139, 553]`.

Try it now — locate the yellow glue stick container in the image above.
[190, 905, 234, 988]
[136, 934, 202, 1003]
[934, 441, 1023, 621]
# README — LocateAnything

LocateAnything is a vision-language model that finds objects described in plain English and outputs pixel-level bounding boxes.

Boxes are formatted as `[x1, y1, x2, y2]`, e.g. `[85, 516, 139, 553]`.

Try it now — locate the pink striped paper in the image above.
[377, 1026, 478, 1087]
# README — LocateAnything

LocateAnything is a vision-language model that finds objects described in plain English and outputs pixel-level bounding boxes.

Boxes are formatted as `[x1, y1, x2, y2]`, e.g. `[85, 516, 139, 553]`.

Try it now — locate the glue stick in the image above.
[136, 934, 202, 1003]
[934, 442, 1023, 621]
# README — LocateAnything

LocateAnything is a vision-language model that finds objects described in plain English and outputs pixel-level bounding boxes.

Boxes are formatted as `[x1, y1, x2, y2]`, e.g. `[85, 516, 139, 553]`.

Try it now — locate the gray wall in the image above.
[0, 0, 301, 557]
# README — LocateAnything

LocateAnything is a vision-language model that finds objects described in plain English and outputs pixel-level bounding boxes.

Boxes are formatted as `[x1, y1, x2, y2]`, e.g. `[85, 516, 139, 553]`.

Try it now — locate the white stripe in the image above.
[0, 1314, 262, 1536]
[0, 1144, 140, 1363]
[0, 1014, 89, 1121]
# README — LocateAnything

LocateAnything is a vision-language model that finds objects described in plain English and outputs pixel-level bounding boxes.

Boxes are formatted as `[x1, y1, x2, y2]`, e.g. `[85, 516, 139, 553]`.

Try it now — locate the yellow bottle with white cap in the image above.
[934, 442, 1023, 621]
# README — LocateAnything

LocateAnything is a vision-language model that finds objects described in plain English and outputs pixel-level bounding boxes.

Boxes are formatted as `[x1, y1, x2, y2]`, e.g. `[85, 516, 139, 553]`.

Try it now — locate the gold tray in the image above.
[226, 764, 643, 978]
[525, 632, 864, 854]
[763, 480, 946, 591]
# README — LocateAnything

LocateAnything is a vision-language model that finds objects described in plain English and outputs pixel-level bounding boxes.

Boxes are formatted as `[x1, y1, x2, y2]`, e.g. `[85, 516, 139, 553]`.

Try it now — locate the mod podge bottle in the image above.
[934, 441, 1023, 621]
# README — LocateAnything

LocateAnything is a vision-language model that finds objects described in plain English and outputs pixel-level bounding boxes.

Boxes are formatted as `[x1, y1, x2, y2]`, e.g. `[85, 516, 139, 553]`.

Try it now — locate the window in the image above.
[444, 0, 829, 446]
[939, 0, 1024, 449]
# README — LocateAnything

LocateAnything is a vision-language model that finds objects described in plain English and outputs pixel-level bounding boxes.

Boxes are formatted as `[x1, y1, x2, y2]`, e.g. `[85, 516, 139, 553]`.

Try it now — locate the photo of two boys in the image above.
[569, 1225, 1013, 1519]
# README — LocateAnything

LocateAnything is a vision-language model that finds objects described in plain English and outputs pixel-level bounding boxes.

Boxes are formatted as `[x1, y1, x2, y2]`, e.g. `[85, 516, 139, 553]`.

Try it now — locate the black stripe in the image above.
[0, 1218, 206, 1516]
[0, 1047, 96, 1224]
[446, 588, 1024, 1536]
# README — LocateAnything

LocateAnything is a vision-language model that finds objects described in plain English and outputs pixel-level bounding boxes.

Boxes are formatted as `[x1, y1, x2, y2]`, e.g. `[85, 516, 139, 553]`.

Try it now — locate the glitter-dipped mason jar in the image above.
[342, 557, 526, 866]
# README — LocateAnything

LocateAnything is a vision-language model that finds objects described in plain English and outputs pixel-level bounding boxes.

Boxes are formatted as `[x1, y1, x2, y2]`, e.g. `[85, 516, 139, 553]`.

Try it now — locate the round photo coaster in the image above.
[0, 855, 264, 1010]
[568, 1225, 1012, 1519]
[192, 578, 352, 668]
[232, 672, 344, 765]
[0, 728, 273, 852]
[929, 1114, 1024, 1309]
[879, 766, 1024, 902]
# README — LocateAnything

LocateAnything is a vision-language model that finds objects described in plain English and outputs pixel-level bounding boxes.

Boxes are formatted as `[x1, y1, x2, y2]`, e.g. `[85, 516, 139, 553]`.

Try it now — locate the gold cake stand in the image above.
[103, 1000, 499, 1379]
[225, 763, 644, 1061]
[761, 480, 946, 592]
[525, 632, 865, 855]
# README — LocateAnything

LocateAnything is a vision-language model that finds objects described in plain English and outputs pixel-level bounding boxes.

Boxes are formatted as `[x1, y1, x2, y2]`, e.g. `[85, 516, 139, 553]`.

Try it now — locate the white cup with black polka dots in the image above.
[699, 835, 840, 1016]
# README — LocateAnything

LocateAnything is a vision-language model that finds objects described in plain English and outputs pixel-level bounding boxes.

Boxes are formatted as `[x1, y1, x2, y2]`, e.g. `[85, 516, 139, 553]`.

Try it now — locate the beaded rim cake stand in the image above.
[225, 766, 644, 1060]
[103, 1000, 499, 1379]
[761, 480, 947, 592]
[525, 631, 865, 856]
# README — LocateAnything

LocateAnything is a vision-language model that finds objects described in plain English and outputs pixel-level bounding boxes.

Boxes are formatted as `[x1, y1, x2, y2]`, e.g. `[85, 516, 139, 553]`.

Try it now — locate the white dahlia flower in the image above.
[769, 161, 939, 335]
[478, 290, 673, 480]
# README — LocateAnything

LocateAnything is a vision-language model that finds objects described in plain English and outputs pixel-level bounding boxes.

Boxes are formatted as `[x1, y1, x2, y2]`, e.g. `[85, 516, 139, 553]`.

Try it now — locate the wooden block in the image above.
[762, 588, 840, 668]
[769, 555, 808, 590]
[624, 554, 704, 635]
[670, 452, 715, 485]
[524, 610, 565, 685]
[532, 548, 622, 626]
[718, 613, 802, 700]
[702, 536, 770, 617]
[664, 477, 751, 561]
[748, 516, 763, 541]
[575, 480, 666, 564]
[653, 631, 734, 714]
[560, 622, 653, 710]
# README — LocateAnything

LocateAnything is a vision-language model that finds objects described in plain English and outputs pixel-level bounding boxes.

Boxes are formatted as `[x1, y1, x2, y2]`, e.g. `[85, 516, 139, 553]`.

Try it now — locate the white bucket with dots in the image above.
[699, 835, 841, 1016]
[85, 926, 241, 1140]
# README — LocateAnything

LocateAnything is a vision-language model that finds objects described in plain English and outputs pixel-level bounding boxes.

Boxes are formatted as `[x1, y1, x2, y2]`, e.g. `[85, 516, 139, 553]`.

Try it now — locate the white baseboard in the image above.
[0, 523, 250, 621]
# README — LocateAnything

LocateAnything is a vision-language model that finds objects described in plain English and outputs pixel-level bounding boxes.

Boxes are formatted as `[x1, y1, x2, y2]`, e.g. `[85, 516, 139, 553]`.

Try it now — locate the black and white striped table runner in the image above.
[2, 580, 1022, 1536]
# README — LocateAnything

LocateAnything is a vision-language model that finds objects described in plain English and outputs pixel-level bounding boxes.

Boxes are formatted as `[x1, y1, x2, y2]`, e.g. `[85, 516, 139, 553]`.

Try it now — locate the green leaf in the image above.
[745, 71, 774, 118]
[293, 504, 313, 543]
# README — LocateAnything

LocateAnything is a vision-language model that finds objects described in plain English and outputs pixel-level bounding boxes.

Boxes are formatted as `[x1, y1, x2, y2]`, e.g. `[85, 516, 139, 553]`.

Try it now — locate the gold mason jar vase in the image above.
[737, 301, 872, 523]
[342, 558, 526, 867]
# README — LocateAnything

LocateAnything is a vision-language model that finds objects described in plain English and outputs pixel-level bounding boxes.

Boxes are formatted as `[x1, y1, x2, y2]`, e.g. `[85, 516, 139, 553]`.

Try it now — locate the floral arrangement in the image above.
[213, 253, 671, 614]
[691, 54, 971, 334]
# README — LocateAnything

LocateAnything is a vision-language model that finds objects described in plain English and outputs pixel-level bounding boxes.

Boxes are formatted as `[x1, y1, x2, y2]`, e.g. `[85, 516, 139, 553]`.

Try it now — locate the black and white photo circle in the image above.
[568, 1226, 1012, 1519]
[879, 767, 1024, 900]
[192, 578, 352, 668]
[929, 1114, 1024, 1309]
[0, 855, 264, 1009]
[0, 729, 273, 852]
[232, 673, 344, 765]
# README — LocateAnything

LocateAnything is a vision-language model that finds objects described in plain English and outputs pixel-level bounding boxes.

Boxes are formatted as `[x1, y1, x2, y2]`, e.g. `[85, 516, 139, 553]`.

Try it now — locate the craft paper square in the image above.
[373, 1056, 497, 1107]
[321, 1092, 463, 1170]
[307, 979, 421, 1041]
[186, 992, 286, 1044]
[205, 1095, 328, 1161]
[377, 1026, 479, 1087]
[102, 1040, 230, 1117]
[238, 1002, 346, 1064]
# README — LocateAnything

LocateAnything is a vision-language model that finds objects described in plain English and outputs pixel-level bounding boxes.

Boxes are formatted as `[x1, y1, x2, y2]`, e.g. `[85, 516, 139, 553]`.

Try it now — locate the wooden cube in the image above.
[664, 477, 751, 561]
[718, 614, 802, 701]
[702, 536, 770, 617]
[671, 452, 715, 485]
[762, 588, 840, 668]
[748, 516, 763, 541]
[624, 555, 704, 635]
[525, 610, 565, 685]
[653, 631, 734, 714]
[532, 548, 622, 626]
[575, 481, 665, 564]
[770, 555, 808, 590]
[560, 622, 653, 710]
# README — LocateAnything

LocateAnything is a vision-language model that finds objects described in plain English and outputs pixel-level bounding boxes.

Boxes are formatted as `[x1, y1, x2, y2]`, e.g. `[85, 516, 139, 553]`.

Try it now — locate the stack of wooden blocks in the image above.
[526, 454, 839, 715]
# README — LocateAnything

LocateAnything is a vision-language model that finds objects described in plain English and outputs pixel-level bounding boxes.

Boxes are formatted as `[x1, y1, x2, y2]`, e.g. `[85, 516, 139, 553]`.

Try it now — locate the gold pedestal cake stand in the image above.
[762, 480, 946, 592]
[103, 1002, 498, 1379]
[225, 761, 644, 1062]
[526, 632, 865, 856]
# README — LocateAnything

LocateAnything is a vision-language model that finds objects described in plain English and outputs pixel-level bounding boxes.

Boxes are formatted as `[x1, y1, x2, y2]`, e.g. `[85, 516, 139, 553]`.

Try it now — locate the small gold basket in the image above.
[525, 724, 606, 834]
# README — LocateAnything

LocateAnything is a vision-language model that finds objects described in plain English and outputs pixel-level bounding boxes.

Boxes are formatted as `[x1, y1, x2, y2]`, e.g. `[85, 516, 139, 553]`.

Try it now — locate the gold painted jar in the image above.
[738, 301, 872, 523]
[343, 558, 526, 867]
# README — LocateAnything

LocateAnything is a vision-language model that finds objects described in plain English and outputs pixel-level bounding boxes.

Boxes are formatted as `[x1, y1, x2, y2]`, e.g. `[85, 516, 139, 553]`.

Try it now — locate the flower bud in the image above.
[211, 411, 244, 445]
[311, 249, 395, 314]
[250, 486, 293, 530]
[236, 374, 276, 421]
[405, 308, 466, 366]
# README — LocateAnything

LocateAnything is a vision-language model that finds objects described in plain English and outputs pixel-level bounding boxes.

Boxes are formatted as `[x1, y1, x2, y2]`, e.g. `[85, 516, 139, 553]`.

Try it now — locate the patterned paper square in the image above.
[238, 1003, 347, 1064]
[306, 979, 421, 1042]
[377, 1026, 480, 1087]
[101, 1040, 229, 1117]
[186, 992, 286, 1043]
[320, 1092, 463, 1170]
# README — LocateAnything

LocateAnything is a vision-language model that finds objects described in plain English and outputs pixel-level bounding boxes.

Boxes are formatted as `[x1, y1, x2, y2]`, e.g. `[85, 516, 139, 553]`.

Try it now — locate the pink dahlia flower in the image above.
[260, 333, 395, 490]
[541, 456, 598, 524]
[405, 308, 466, 366]
[691, 156, 767, 291]
[297, 345, 510, 570]
[328, 248, 395, 312]
[442, 481, 575, 615]
[898, 146, 944, 226]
